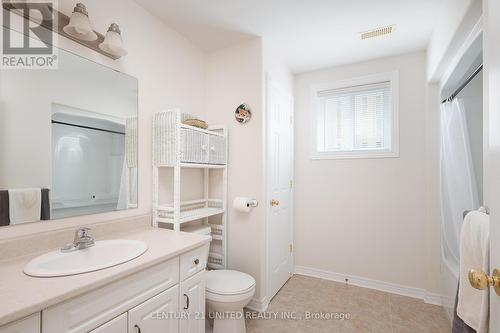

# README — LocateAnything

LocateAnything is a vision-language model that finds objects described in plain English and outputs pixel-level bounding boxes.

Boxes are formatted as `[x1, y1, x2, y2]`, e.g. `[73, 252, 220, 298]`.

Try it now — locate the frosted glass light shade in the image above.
[99, 24, 128, 57]
[63, 3, 97, 41]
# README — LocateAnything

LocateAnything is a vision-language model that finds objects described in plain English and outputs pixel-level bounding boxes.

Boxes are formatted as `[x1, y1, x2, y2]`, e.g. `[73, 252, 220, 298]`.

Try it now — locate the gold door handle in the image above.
[469, 269, 500, 296]
[271, 199, 280, 206]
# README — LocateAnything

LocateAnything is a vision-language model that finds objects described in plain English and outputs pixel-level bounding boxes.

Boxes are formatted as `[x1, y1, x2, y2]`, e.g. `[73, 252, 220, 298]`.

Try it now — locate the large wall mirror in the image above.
[0, 29, 139, 226]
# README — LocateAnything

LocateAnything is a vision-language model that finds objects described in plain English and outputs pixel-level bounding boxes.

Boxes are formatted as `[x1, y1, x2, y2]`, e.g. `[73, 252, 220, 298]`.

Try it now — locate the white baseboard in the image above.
[424, 292, 444, 306]
[245, 296, 269, 312]
[294, 265, 442, 306]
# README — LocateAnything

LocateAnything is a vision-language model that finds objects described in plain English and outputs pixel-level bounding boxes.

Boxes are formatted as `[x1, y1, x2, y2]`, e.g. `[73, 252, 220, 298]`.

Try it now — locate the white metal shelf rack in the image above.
[152, 109, 227, 269]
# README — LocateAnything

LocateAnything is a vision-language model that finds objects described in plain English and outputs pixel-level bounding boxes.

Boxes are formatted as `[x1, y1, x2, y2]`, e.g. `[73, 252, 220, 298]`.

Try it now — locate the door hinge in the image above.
[290, 180, 293, 189]
[290, 115, 293, 125]
[289, 244, 293, 253]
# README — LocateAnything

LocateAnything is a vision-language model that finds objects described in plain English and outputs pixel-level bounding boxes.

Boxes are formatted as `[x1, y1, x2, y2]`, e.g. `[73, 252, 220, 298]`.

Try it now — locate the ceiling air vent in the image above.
[360, 25, 395, 40]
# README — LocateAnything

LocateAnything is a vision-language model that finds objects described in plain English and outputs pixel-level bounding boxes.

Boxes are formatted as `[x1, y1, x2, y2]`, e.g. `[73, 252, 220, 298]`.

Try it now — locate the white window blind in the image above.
[316, 81, 393, 155]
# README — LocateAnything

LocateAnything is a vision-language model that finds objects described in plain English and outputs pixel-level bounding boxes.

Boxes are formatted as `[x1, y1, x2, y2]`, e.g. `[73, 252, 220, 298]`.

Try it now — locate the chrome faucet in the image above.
[61, 227, 95, 252]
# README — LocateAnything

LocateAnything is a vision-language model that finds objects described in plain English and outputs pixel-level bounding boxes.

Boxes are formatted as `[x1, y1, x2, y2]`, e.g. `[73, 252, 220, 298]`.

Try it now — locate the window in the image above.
[311, 72, 399, 159]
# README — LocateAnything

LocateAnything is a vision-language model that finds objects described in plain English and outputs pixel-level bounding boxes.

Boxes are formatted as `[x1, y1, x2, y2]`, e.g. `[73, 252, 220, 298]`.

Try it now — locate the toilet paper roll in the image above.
[233, 197, 252, 213]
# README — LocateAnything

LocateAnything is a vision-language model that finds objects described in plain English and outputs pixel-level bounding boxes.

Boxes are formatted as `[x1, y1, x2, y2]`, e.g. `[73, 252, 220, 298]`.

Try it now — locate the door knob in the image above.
[271, 199, 280, 206]
[468, 268, 500, 296]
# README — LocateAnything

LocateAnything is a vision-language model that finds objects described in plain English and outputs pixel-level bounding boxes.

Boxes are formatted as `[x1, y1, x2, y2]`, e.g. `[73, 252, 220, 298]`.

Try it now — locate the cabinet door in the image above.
[0, 313, 40, 333]
[128, 285, 179, 333]
[179, 271, 206, 333]
[89, 314, 127, 333]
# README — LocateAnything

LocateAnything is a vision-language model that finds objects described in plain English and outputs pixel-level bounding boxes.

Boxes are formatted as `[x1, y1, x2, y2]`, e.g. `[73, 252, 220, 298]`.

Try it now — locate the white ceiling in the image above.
[134, 0, 458, 73]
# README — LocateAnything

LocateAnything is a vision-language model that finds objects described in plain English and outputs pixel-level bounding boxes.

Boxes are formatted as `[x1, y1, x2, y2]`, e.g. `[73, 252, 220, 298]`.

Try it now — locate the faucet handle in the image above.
[61, 227, 94, 253]
[74, 227, 92, 242]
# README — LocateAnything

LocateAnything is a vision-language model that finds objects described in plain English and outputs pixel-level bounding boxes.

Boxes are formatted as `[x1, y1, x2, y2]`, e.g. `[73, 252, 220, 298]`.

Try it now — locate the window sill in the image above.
[310, 150, 400, 160]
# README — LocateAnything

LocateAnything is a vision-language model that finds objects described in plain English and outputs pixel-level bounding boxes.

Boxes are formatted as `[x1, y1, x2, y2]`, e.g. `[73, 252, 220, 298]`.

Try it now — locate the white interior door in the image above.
[266, 76, 294, 300]
[485, 0, 500, 331]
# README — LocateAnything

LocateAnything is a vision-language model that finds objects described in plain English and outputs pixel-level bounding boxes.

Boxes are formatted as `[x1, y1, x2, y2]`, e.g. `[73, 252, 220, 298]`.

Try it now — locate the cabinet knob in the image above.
[194, 258, 200, 265]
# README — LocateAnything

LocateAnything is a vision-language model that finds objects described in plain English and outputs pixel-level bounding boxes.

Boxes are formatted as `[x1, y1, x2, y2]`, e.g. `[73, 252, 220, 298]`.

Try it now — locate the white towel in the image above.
[457, 210, 490, 332]
[8, 188, 42, 225]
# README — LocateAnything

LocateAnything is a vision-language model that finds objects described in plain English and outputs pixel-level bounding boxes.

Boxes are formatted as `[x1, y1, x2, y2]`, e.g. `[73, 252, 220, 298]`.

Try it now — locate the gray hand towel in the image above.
[41, 188, 50, 220]
[0, 190, 9, 226]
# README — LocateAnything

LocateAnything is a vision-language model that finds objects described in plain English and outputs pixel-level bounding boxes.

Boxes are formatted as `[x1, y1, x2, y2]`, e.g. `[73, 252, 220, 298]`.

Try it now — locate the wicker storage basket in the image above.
[180, 128, 209, 163]
[153, 109, 226, 166]
[208, 134, 226, 164]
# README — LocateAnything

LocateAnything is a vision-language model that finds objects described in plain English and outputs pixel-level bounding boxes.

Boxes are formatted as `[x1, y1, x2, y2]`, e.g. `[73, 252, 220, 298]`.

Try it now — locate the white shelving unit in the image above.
[152, 109, 227, 269]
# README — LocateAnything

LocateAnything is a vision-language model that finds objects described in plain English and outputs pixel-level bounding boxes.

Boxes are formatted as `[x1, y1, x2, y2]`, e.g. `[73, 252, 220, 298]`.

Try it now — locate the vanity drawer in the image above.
[179, 244, 209, 281]
[42, 257, 179, 333]
[0, 313, 40, 333]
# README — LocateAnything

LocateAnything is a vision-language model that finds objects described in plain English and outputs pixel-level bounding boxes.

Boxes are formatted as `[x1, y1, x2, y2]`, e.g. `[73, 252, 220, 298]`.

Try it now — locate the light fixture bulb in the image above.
[99, 23, 128, 58]
[63, 3, 97, 41]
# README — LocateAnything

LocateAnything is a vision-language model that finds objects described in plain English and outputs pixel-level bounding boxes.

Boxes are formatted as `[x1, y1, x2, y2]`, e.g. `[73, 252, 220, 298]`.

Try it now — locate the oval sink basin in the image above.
[24, 240, 148, 277]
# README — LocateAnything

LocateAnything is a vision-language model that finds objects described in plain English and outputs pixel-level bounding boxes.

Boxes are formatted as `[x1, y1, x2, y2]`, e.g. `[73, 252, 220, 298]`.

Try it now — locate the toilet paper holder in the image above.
[247, 199, 258, 207]
[233, 197, 259, 212]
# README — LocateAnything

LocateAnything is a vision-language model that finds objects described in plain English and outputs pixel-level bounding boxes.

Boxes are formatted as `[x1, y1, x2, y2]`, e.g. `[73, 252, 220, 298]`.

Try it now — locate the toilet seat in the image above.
[206, 285, 255, 303]
[206, 270, 256, 296]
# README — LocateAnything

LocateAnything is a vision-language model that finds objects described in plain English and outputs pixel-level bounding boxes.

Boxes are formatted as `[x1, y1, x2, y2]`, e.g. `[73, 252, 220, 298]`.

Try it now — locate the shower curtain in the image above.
[440, 98, 479, 270]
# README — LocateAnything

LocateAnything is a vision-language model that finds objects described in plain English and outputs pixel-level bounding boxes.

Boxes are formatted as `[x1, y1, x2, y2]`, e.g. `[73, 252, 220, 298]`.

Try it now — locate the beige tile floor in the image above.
[245, 275, 451, 333]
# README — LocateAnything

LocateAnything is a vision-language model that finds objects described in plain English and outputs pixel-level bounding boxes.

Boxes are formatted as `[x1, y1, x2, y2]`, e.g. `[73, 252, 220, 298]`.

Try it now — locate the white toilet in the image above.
[205, 270, 256, 333]
[184, 224, 256, 333]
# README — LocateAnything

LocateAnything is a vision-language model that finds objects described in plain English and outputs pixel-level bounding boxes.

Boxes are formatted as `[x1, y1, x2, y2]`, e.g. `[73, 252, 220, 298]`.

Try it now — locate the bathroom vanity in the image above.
[0, 220, 210, 333]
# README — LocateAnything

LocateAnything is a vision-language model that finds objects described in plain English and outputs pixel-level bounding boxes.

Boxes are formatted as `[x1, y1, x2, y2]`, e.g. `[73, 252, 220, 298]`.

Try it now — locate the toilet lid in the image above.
[206, 270, 256, 295]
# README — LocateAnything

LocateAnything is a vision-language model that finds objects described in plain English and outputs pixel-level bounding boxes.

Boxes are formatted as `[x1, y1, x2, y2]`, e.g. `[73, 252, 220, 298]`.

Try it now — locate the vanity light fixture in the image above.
[99, 23, 128, 58]
[5, 1, 125, 60]
[63, 3, 98, 41]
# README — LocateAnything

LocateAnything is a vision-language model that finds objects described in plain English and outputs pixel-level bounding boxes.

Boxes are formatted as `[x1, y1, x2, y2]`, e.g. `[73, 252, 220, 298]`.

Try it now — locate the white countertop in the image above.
[0, 227, 211, 327]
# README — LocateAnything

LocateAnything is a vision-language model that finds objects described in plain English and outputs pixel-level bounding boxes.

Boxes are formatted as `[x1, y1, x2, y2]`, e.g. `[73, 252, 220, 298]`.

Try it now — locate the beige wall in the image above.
[263, 38, 294, 94]
[204, 38, 294, 307]
[293, 52, 440, 294]
[427, 0, 481, 82]
[0, 0, 206, 239]
[425, 83, 442, 296]
[204, 38, 267, 302]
